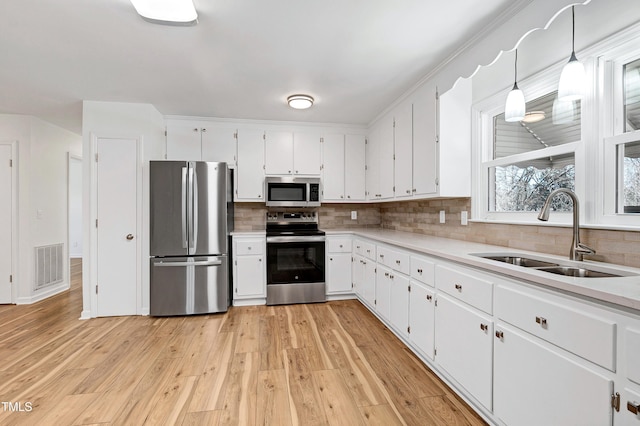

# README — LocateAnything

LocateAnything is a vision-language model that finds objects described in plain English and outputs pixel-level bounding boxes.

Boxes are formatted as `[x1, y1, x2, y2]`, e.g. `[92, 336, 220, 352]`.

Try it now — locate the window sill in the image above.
[469, 218, 640, 232]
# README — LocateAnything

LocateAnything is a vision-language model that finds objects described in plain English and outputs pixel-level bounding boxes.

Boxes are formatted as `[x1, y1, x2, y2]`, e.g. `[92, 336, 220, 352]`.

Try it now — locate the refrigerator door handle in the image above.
[154, 259, 224, 267]
[191, 166, 198, 252]
[187, 164, 195, 253]
[181, 166, 188, 249]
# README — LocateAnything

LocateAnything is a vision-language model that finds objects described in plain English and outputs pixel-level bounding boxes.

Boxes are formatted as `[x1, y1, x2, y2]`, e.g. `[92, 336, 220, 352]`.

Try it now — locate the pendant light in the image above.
[557, 6, 586, 101]
[505, 49, 526, 122]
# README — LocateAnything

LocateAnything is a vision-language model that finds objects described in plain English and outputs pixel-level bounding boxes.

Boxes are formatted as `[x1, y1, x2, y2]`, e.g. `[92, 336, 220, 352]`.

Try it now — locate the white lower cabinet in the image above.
[620, 387, 640, 426]
[389, 272, 410, 339]
[375, 265, 392, 321]
[232, 236, 266, 303]
[362, 257, 376, 308]
[327, 253, 352, 294]
[408, 281, 435, 360]
[435, 293, 493, 410]
[494, 322, 614, 426]
[352, 254, 365, 299]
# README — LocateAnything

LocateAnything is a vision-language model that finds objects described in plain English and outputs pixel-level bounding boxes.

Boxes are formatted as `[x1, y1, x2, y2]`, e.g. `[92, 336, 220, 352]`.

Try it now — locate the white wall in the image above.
[81, 101, 165, 318]
[0, 114, 82, 303]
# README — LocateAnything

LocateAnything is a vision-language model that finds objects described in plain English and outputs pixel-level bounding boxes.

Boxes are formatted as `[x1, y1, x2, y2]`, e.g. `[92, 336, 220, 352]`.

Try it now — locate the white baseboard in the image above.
[15, 282, 70, 304]
[326, 293, 357, 301]
[233, 298, 267, 307]
[79, 310, 92, 320]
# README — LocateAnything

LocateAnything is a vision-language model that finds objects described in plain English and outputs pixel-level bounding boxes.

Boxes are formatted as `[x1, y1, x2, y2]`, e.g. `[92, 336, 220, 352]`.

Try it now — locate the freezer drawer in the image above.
[150, 255, 229, 316]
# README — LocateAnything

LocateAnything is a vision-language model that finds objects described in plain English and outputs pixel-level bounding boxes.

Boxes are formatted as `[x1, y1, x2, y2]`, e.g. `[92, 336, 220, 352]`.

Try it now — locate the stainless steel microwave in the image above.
[265, 177, 321, 207]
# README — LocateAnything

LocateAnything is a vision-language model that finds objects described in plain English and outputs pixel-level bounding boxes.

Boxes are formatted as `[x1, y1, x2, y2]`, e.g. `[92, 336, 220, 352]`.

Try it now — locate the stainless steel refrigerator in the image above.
[149, 161, 233, 316]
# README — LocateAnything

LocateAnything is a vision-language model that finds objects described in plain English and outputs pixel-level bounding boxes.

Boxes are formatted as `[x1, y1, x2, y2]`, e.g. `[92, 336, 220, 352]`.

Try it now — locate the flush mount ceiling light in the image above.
[557, 6, 586, 101]
[287, 94, 314, 110]
[130, 0, 198, 26]
[522, 111, 546, 124]
[504, 49, 526, 122]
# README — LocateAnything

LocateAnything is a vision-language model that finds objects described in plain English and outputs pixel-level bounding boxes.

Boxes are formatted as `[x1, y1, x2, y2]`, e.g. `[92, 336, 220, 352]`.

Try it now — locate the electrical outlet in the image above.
[351, 211, 358, 220]
[439, 210, 446, 224]
[461, 211, 468, 226]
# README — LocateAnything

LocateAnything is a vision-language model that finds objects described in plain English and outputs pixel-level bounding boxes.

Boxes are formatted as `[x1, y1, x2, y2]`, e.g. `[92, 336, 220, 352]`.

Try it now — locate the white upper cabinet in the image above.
[264, 131, 321, 176]
[321, 134, 346, 201]
[394, 100, 413, 198]
[166, 120, 204, 161]
[322, 134, 366, 202]
[437, 77, 472, 198]
[166, 120, 237, 166]
[412, 83, 438, 196]
[235, 129, 264, 201]
[365, 125, 380, 200]
[344, 134, 366, 201]
[264, 131, 293, 175]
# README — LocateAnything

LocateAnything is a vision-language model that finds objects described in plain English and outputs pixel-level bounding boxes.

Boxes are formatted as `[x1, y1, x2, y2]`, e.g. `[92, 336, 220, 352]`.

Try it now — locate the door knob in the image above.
[126, 234, 134, 240]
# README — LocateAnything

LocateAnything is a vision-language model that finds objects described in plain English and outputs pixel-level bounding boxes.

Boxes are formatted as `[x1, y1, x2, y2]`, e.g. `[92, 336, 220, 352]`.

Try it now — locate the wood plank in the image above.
[182, 410, 222, 426]
[359, 404, 406, 426]
[259, 314, 284, 371]
[218, 352, 260, 426]
[312, 369, 365, 426]
[256, 369, 293, 426]
[283, 348, 328, 426]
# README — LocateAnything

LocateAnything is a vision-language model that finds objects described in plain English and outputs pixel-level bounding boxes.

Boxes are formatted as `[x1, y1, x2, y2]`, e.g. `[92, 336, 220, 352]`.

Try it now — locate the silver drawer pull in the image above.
[379, 254, 384, 258]
[454, 284, 462, 291]
[426, 295, 433, 301]
[536, 316, 547, 327]
[628, 401, 640, 415]
[480, 323, 488, 332]
[495, 330, 504, 339]
[385, 272, 389, 277]
[396, 260, 401, 264]
[417, 268, 423, 274]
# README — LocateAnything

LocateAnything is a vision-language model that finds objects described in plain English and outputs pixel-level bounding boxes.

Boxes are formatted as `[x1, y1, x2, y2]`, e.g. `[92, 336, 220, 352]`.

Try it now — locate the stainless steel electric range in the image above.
[265, 211, 325, 305]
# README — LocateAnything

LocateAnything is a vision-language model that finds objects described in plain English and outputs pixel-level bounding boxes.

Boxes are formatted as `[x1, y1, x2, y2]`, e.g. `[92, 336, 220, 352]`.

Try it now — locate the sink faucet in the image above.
[537, 188, 595, 261]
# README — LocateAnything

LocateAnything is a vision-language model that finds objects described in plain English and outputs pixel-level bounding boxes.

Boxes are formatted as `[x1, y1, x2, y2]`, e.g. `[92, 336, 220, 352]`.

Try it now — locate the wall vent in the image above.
[35, 243, 64, 290]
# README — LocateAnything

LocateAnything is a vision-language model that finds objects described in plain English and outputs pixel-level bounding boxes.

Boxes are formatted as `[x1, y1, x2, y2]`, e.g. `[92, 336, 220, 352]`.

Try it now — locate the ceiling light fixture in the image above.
[522, 111, 546, 124]
[287, 94, 314, 110]
[130, 0, 198, 26]
[504, 49, 526, 122]
[557, 6, 585, 101]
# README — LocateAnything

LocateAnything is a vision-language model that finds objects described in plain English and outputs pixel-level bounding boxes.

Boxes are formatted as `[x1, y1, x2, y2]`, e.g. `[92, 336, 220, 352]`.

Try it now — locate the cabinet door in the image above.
[322, 134, 345, 201]
[293, 133, 321, 175]
[363, 258, 376, 307]
[435, 294, 493, 410]
[201, 126, 237, 167]
[166, 121, 202, 160]
[265, 131, 293, 175]
[394, 101, 413, 198]
[344, 134, 366, 201]
[412, 84, 438, 195]
[234, 255, 266, 298]
[236, 130, 265, 201]
[494, 323, 614, 426]
[327, 253, 352, 294]
[378, 115, 395, 199]
[389, 273, 410, 339]
[352, 255, 365, 298]
[409, 281, 435, 360]
[375, 265, 392, 321]
[366, 126, 380, 200]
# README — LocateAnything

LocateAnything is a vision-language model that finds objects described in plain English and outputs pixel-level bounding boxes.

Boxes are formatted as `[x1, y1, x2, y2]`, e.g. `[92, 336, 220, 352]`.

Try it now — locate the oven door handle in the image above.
[266, 236, 326, 243]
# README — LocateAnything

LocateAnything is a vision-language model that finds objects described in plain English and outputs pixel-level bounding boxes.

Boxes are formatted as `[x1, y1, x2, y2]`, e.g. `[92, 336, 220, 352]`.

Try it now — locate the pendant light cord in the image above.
[571, 6, 575, 54]
[513, 49, 519, 89]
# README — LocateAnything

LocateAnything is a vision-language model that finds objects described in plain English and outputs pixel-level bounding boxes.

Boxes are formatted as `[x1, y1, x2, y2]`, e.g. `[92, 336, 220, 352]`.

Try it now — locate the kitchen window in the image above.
[474, 22, 640, 228]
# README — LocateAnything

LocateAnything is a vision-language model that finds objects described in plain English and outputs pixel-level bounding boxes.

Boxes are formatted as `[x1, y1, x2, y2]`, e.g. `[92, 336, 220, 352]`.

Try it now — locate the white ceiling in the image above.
[0, 0, 521, 134]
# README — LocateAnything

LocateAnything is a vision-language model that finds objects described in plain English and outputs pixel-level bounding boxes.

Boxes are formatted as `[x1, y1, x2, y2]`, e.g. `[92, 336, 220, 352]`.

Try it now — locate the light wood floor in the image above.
[0, 259, 486, 425]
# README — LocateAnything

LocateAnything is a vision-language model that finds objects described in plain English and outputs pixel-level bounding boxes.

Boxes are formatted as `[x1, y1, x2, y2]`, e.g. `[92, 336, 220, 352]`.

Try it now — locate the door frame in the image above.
[87, 133, 143, 318]
[67, 153, 82, 278]
[0, 141, 18, 304]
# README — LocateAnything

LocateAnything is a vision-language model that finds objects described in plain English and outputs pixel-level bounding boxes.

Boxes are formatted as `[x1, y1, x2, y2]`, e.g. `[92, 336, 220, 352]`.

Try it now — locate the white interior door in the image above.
[0, 145, 12, 303]
[96, 138, 138, 316]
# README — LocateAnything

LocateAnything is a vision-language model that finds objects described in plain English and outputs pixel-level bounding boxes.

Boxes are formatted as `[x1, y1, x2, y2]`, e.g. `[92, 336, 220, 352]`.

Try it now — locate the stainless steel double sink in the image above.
[472, 254, 636, 278]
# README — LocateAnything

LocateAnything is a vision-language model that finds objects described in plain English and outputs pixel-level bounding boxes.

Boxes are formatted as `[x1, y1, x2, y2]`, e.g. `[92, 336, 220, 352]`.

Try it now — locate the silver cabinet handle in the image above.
[480, 323, 488, 331]
[455, 284, 462, 291]
[536, 316, 548, 327]
[628, 401, 640, 415]
[495, 330, 504, 339]
[426, 295, 433, 301]
[126, 234, 134, 240]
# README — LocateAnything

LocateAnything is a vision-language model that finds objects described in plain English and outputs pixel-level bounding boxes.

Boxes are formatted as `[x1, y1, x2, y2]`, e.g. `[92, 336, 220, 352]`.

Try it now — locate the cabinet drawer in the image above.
[354, 240, 376, 260]
[328, 238, 352, 253]
[377, 246, 410, 275]
[410, 256, 435, 286]
[496, 285, 616, 371]
[435, 265, 493, 314]
[235, 239, 264, 255]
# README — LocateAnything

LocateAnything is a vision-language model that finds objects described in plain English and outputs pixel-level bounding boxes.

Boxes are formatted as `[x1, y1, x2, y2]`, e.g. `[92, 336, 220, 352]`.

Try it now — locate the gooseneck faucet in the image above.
[537, 188, 595, 261]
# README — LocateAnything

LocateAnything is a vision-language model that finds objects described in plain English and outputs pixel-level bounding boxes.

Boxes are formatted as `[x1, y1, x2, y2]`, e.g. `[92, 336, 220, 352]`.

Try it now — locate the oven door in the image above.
[266, 236, 326, 305]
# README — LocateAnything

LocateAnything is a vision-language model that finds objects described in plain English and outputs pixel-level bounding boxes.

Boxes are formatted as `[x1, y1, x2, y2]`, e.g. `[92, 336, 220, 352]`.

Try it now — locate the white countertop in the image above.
[324, 228, 640, 313]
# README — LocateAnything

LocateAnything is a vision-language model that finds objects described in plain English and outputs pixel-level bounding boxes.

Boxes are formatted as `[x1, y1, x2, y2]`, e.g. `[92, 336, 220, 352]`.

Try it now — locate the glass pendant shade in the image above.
[558, 53, 586, 101]
[130, 0, 198, 25]
[505, 83, 526, 122]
